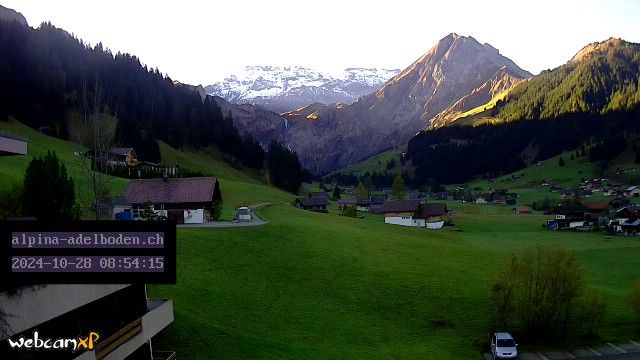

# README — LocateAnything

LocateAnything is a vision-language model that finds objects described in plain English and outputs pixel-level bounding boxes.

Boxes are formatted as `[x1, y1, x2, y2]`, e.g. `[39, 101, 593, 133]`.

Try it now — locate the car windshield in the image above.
[497, 339, 516, 347]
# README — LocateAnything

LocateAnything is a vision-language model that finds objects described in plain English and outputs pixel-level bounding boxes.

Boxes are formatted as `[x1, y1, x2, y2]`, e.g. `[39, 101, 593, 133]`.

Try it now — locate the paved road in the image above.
[483, 340, 640, 360]
[177, 203, 269, 228]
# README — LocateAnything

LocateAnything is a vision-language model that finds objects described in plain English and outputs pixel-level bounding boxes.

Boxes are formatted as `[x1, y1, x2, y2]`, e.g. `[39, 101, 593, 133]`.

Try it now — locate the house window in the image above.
[402, 216, 411, 219]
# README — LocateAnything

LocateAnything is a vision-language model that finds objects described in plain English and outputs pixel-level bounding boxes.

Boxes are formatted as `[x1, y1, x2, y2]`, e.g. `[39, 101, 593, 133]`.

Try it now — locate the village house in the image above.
[114, 177, 221, 224]
[420, 203, 448, 229]
[584, 201, 611, 228]
[624, 186, 640, 198]
[108, 147, 138, 167]
[295, 197, 329, 212]
[475, 197, 487, 204]
[515, 207, 531, 214]
[552, 204, 587, 230]
[337, 198, 357, 211]
[308, 191, 331, 201]
[611, 205, 640, 234]
[379, 200, 448, 229]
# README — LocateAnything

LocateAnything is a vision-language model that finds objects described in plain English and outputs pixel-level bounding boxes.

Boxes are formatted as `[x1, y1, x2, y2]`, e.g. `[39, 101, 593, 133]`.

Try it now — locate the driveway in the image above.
[483, 340, 640, 359]
[177, 204, 269, 228]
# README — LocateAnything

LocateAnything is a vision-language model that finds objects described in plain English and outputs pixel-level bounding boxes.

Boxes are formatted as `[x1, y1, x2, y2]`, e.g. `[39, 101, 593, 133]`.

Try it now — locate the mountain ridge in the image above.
[205, 66, 400, 113]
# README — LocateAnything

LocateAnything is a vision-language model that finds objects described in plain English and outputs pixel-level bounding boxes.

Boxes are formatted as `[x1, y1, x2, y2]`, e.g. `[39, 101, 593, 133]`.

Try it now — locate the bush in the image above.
[580, 292, 607, 336]
[491, 246, 584, 338]
[340, 206, 357, 218]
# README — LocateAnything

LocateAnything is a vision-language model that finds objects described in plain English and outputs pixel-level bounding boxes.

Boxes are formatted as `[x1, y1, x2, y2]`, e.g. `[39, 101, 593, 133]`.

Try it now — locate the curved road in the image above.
[177, 203, 269, 228]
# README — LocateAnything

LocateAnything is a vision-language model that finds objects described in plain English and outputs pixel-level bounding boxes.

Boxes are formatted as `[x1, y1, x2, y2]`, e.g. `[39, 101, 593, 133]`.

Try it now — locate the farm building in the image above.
[108, 147, 138, 166]
[379, 200, 447, 229]
[295, 197, 329, 212]
[114, 177, 221, 223]
[553, 204, 587, 230]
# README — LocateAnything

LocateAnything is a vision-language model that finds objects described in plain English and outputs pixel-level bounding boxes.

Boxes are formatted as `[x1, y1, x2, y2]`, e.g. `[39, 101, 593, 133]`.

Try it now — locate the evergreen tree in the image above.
[559, 157, 565, 167]
[267, 140, 301, 193]
[356, 182, 368, 199]
[332, 185, 341, 200]
[391, 175, 407, 200]
[22, 151, 78, 220]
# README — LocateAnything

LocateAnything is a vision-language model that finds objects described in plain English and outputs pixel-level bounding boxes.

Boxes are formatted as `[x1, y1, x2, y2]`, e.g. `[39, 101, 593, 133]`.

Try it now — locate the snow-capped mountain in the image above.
[204, 66, 400, 113]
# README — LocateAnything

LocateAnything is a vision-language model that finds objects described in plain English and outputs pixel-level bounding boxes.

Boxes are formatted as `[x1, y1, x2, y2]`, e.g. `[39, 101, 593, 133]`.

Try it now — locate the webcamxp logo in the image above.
[7, 331, 100, 351]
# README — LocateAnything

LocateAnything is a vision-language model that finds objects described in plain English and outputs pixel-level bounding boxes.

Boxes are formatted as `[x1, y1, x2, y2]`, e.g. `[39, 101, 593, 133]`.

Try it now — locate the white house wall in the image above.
[385, 217, 424, 227]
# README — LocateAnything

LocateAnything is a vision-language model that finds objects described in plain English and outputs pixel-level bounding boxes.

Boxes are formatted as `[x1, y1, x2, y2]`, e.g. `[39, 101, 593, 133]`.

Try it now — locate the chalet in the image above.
[0, 131, 27, 156]
[108, 147, 138, 166]
[420, 203, 448, 229]
[379, 200, 448, 229]
[295, 197, 329, 212]
[624, 186, 640, 198]
[584, 201, 610, 227]
[114, 177, 221, 223]
[552, 204, 587, 230]
[337, 198, 357, 210]
[380, 200, 423, 227]
[610, 205, 640, 234]
[308, 191, 330, 201]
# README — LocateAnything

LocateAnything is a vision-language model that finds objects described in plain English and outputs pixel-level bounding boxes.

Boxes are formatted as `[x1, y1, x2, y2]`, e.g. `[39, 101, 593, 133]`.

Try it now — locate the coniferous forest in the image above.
[0, 20, 302, 190]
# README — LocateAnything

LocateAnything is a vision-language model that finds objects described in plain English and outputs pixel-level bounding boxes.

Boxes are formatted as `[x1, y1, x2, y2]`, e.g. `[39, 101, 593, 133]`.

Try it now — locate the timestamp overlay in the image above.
[1, 221, 176, 284]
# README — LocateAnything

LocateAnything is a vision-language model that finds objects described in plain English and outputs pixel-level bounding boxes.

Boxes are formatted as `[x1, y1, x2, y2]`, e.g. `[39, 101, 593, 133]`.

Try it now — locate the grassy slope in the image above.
[333, 144, 409, 177]
[150, 202, 640, 359]
[465, 145, 639, 205]
[0, 119, 129, 208]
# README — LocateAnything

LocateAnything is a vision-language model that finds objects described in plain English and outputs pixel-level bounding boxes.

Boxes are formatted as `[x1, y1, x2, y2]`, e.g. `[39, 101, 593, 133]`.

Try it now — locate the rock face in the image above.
[205, 66, 400, 113]
[0, 5, 28, 26]
[218, 34, 531, 174]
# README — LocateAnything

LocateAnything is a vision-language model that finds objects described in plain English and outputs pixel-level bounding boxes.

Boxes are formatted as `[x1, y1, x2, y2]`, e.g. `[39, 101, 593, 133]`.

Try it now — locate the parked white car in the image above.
[491, 332, 518, 360]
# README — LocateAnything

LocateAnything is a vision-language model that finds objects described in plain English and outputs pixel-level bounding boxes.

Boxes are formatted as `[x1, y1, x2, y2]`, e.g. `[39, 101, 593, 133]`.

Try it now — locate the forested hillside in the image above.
[0, 21, 262, 167]
[406, 38, 640, 185]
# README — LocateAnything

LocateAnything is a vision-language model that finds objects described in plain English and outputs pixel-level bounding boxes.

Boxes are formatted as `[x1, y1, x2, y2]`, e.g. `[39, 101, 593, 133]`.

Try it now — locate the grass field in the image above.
[149, 201, 640, 359]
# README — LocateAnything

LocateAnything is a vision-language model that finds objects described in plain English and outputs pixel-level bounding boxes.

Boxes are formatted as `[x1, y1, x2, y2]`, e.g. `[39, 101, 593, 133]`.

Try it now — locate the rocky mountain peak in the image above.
[570, 37, 627, 63]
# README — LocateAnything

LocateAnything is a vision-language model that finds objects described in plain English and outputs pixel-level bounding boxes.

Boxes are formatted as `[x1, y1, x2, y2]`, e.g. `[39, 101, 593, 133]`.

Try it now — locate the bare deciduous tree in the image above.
[69, 75, 117, 220]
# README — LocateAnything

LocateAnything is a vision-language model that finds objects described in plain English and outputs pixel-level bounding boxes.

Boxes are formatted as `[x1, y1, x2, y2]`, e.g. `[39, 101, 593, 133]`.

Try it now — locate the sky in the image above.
[3, 0, 640, 85]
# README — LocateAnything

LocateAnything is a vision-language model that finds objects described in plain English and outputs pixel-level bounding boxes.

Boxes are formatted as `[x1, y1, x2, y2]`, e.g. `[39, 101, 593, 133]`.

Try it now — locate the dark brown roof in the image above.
[337, 198, 357, 206]
[379, 200, 419, 213]
[296, 197, 329, 207]
[420, 203, 447, 217]
[123, 177, 217, 204]
[308, 192, 330, 199]
[585, 201, 610, 212]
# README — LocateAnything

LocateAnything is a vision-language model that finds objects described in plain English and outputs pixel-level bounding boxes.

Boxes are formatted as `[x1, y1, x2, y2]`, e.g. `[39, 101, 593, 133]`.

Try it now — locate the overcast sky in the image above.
[3, 0, 640, 85]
